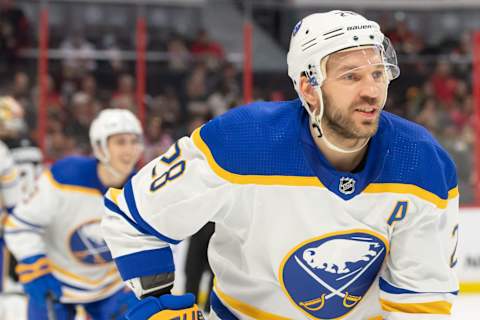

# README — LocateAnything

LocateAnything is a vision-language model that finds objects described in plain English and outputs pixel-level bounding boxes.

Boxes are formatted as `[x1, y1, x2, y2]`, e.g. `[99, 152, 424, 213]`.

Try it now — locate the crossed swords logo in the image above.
[293, 246, 385, 312]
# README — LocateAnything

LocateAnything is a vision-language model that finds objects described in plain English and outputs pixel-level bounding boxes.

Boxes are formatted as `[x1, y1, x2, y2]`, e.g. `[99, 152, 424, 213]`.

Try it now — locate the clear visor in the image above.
[322, 37, 400, 84]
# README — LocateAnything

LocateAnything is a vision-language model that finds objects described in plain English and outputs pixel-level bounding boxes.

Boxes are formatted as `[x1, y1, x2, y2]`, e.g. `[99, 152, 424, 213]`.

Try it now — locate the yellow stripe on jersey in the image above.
[0, 168, 18, 183]
[192, 128, 324, 187]
[108, 188, 122, 205]
[16, 257, 52, 283]
[460, 282, 480, 293]
[44, 170, 102, 196]
[16, 257, 49, 273]
[61, 278, 124, 302]
[213, 279, 291, 320]
[380, 299, 452, 315]
[4, 216, 18, 228]
[51, 262, 119, 286]
[192, 128, 458, 209]
[448, 187, 459, 199]
[364, 184, 458, 209]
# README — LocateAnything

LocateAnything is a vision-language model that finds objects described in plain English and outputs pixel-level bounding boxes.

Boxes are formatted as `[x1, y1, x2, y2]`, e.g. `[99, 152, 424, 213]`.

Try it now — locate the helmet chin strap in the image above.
[95, 146, 123, 181]
[308, 87, 370, 154]
[103, 161, 123, 180]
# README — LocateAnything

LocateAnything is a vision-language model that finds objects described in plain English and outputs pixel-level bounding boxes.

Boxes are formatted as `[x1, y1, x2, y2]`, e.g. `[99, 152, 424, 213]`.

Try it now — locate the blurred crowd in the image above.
[0, 0, 475, 202]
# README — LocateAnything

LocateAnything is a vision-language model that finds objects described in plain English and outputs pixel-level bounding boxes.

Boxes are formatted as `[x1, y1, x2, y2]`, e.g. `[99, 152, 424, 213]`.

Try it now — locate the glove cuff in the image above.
[16, 255, 52, 283]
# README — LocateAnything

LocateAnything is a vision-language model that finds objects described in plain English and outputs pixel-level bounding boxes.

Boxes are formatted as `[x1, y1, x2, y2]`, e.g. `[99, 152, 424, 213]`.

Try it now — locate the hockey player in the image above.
[5, 109, 144, 319]
[0, 140, 21, 290]
[0, 140, 23, 319]
[102, 11, 459, 320]
[0, 96, 43, 203]
[0, 96, 43, 287]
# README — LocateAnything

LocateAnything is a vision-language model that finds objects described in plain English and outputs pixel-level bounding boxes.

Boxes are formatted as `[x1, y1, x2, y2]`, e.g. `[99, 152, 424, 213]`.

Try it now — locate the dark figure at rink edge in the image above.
[102, 10, 459, 320]
[5, 109, 144, 319]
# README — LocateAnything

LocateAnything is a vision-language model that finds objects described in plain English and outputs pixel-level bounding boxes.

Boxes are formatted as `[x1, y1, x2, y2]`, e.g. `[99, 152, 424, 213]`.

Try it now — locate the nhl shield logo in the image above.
[339, 177, 355, 195]
[279, 230, 388, 319]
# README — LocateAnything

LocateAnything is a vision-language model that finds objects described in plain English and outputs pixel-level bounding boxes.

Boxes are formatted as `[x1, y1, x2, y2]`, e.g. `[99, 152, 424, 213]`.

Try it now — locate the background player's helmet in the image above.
[89, 108, 143, 163]
[0, 96, 26, 135]
[287, 10, 400, 96]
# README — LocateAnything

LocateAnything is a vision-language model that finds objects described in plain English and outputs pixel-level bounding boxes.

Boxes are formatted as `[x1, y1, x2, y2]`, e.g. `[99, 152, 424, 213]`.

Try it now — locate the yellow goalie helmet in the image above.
[0, 96, 26, 134]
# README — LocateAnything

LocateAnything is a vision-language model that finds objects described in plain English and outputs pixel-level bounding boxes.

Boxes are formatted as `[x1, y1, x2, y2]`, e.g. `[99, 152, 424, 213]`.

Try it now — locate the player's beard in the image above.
[322, 93, 381, 140]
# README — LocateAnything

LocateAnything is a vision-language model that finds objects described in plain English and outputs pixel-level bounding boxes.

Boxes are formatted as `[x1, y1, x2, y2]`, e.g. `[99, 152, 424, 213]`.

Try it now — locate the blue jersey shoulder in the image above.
[378, 112, 457, 199]
[50, 156, 106, 193]
[199, 99, 314, 177]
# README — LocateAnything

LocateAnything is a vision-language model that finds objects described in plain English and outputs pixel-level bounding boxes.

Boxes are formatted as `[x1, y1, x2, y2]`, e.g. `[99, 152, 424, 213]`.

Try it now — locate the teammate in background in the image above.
[0, 140, 21, 290]
[0, 96, 43, 203]
[0, 140, 23, 320]
[0, 96, 43, 286]
[5, 109, 143, 319]
[102, 11, 459, 320]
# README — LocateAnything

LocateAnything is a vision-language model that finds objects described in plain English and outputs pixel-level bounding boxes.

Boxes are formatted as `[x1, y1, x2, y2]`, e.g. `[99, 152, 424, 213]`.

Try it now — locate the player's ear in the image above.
[299, 75, 319, 113]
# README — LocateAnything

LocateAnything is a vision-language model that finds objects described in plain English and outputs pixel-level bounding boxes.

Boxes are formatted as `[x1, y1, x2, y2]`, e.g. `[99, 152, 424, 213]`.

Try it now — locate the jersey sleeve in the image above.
[4, 170, 61, 260]
[379, 162, 459, 319]
[102, 133, 233, 283]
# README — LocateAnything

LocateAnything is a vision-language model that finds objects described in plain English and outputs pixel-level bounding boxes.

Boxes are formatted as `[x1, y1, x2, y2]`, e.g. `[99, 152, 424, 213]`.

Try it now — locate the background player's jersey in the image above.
[3, 137, 43, 202]
[103, 99, 459, 320]
[0, 140, 21, 213]
[0, 140, 21, 293]
[5, 156, 124, 304]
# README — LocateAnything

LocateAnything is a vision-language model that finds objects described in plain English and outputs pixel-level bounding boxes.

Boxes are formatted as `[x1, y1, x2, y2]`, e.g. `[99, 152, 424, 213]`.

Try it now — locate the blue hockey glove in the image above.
[16, 254, 62, 306]
[126, 293, 204, 320]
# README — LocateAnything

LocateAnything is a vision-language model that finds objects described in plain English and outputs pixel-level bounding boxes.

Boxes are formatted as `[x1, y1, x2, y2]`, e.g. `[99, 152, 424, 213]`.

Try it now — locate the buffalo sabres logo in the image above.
[69, 219, 112, 265]
[280, 230, 387, 319]
[339, 177, 355, 195]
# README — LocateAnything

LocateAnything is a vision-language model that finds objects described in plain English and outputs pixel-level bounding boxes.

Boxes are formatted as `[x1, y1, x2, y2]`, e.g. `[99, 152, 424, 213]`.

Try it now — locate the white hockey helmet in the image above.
[287, 10, 400, 153]
[0, 96, 26, 134]
[89, 108, 143, 163]
[287, 10, 399, 95]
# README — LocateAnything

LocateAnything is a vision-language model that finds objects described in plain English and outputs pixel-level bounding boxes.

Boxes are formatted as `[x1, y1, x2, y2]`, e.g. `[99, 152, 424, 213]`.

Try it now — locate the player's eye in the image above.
[372, 70, 385, 81]
[340, 72, 360, 81]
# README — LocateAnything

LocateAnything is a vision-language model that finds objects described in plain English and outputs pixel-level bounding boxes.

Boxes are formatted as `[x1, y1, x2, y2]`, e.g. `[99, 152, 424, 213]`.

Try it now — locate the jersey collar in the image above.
[299, 109, 391, 200]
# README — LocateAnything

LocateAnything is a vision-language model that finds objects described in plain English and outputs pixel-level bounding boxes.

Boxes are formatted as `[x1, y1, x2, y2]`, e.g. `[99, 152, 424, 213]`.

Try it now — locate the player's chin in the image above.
[358, 124, 379, 138]
[115, 163, 135, 176]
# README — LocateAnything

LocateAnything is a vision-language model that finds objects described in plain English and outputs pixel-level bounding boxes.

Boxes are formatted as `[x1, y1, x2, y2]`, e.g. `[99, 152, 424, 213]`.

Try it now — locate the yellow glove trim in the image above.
[148, 305, 204, 320]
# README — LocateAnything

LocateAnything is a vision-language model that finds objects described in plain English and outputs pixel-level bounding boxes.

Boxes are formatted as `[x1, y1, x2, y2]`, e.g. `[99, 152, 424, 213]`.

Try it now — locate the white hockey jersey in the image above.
[5, 156, 125, 304]
[102, 99, 459, 320]
[3, 137, 43, 202]
[0, 140, 21, 212]
[0, 140, 21, 293]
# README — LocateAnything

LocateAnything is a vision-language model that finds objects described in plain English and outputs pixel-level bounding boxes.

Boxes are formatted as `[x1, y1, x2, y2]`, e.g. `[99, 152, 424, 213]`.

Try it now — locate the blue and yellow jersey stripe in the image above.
[192, 127, 458, 209]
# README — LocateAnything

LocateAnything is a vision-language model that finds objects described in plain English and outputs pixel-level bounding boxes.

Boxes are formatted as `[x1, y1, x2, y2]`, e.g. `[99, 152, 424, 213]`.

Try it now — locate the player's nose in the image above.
[358, 79, 381, 100]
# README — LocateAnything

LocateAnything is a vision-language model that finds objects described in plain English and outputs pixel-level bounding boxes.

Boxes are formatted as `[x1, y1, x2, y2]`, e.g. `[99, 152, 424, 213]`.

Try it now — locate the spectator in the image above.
[0, 0, 30, 73]
[143, 115, 174, 162]
[59, 29, 97, 80]
[190, 29, 224, 70]
[110, 73, 136, 112]
[429, 60, 458, 106]
[101, 33, 126, 75]
[66, 92, 98, 153]
[167, 36, 190, 72]
[150, 87, 181, 132]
